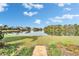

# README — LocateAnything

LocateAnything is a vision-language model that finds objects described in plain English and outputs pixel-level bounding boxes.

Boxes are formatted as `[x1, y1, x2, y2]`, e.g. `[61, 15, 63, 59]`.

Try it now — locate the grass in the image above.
[16, 47, 34, 56]
[0, 35, 79, 56]
[48, 41, 62, 56]
[48, 36, 79, 56]
[52, 36, 79, 46]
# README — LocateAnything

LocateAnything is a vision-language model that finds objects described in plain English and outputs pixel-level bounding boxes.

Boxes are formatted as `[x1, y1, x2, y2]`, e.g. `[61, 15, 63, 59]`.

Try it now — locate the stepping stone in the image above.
[32, 45, 47, 56]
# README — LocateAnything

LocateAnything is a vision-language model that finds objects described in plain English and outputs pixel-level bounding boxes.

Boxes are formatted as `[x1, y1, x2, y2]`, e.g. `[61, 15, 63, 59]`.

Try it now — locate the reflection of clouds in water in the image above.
[6, 31, 48, 36]
[26, 31, 48, 36]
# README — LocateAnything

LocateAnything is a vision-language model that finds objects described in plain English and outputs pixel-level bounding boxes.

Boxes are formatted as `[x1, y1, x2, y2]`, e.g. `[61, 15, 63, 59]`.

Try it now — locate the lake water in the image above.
[5, 31, 48, 36]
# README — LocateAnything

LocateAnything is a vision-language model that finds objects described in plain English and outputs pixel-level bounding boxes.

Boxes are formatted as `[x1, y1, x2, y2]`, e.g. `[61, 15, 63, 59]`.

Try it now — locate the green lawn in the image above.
[0, 35, 79, 56]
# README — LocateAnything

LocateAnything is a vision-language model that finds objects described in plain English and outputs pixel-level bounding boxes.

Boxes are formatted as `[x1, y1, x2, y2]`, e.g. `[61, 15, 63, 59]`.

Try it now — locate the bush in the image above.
[48, 41, 62, 56]
[0, 31, 4, 40]
[0, 31, 4, 47]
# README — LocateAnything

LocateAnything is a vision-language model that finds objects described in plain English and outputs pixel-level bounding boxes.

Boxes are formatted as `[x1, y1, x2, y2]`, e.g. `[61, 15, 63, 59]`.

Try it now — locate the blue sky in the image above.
[0, 3, 79, 28]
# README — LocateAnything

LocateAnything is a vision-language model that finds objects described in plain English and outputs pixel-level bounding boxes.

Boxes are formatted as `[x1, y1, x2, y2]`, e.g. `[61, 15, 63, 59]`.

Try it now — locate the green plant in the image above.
[16, 47, 34, 56]
[48, 41, 62, 56]
[0, 31, 5, 47]
[0, 31, 4, 40]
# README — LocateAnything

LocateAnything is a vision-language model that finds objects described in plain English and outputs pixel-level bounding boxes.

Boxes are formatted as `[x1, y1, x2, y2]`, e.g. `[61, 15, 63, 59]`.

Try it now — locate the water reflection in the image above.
[5, 31, 48, 36]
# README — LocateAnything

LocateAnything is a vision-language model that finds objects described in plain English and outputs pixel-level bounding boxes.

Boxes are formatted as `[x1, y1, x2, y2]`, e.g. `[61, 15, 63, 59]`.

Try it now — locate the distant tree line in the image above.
[0, 25, 30, 30]
[0, 25, 31, 33]
[33, 28, 42, 32]
[44, 24, 79, 36]
[0, 25, 43, 33]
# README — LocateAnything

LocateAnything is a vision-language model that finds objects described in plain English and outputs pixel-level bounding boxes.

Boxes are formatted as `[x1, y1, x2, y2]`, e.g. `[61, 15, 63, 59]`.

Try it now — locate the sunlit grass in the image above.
[0, 35, 79, 56]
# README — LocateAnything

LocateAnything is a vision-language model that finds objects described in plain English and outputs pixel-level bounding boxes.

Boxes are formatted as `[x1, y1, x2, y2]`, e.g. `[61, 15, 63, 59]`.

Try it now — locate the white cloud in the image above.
[49, 14, 79, 23]
[55, 14, 79, 20]
[22, 3, 32, 10]
[49, 18, 63, 23]
[34, 19, 41, 24]
[30, 3, 43, 9]
[0, 3, 8, 12]
[24, 11, 38, 16]
[52, 20, 63, 23]
[23, 3, 44, 10]
[57, 3, 65, 7]
[57, 3, 71, 7]
[57, 3, 72, 12]
[64, 8, 71, 11]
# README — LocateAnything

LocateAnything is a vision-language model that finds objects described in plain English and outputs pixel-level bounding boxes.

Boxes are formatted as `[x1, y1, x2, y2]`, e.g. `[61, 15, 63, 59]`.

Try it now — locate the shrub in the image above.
[0, 31, 4, 40]
[0, 31, 4, 47]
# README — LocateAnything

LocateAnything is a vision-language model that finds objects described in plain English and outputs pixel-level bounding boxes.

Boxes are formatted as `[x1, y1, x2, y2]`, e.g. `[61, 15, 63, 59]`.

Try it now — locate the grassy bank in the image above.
[0, 35, 79, 56]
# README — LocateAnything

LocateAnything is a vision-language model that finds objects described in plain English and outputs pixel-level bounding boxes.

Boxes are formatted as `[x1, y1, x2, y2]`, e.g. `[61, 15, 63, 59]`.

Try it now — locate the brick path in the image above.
[32, 45, 47, 56]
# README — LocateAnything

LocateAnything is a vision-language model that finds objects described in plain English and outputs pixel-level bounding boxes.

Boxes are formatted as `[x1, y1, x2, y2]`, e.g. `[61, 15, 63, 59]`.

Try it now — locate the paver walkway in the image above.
[32, 45, 47, 56]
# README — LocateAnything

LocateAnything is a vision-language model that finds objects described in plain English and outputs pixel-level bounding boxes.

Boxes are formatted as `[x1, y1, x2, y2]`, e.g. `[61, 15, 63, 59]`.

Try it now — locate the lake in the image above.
[5, 31, 48, 37]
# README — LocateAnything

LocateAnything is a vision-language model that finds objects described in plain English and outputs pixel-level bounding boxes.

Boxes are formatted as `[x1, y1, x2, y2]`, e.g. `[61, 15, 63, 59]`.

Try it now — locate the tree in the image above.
[33, 28, 42, 32]
[26, 27, 31, 32]
[44, 24, 79, 36]
[3, 25, 8, 30]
